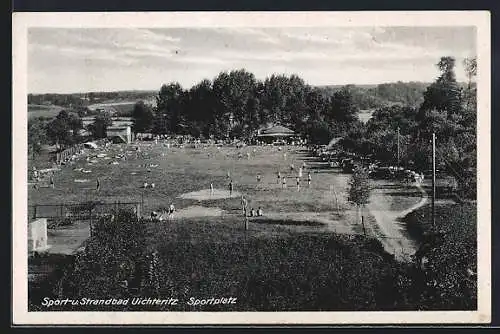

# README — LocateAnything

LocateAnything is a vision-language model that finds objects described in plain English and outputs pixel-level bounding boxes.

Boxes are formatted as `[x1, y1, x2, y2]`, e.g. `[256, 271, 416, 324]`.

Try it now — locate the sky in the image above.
[28, 26, 476, 94]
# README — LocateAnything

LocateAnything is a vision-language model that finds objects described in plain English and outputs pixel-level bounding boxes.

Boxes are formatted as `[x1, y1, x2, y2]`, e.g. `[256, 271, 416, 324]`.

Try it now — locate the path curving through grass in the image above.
[367, 181, 428, 261]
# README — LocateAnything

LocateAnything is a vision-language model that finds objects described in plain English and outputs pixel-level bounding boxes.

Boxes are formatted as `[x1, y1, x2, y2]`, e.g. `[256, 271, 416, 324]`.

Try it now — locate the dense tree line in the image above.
[28, 91, 156, 108]
[318, 82, 429, 110]
[132, 70, 362, 144]
[28, 110, 111, 153]
[341, 56, 477, 198]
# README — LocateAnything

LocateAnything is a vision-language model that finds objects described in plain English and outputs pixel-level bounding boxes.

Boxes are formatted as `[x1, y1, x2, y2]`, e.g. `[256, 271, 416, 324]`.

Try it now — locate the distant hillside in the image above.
[28, 90, 158, 110]
[317, 82, 431, 110]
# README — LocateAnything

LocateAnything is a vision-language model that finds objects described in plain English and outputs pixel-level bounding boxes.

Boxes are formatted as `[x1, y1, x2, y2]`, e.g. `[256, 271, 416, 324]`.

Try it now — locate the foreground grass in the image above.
[30, 214, 401, 311]
[29, 204, 478, 311]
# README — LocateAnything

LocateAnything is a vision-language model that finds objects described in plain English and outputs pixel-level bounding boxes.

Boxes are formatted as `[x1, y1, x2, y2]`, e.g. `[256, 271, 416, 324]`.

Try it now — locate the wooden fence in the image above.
[55, 138, 111, 165]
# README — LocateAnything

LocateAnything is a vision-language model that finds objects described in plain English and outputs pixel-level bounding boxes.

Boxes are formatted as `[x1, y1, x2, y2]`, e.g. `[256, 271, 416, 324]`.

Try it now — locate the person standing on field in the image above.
[308, 172, 312, 187]
[229, 180, 234, 197]
[282, 176, 287, 189]
[168, 203, 175, 219]
[49, 174, 55, 189]
[296, 177, 300, 191]
[277, 171, 281, 184]
[210, 182, 214, 196]
[257, 173, 261, 183]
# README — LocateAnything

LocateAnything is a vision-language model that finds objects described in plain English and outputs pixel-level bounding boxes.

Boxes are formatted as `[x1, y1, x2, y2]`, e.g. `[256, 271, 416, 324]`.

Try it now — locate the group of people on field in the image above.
[277, 161, 312, 190]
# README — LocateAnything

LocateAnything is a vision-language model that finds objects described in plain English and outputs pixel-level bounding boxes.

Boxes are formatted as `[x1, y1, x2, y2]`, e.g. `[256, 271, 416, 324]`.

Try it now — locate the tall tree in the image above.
[419, 56, 462, 120]
[46, 110, 82, 149]
[155, 83, 185, 134]
[28, 117, 48, 159]
[212, 69, 257, 139]
[327, 86, 360, 132]
[132, 101, 154, 134]
[462, 57, 477, 126]
[185, 79, 215, 138]
[88, 113, 112, 139]
[347, 166, 371, 234]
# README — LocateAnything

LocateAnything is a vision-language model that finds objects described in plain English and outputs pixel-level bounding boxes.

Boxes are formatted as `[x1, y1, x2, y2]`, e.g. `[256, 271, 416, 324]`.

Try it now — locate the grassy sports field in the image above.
[29, 141, 363, 234]
[29, 140, 429, 241]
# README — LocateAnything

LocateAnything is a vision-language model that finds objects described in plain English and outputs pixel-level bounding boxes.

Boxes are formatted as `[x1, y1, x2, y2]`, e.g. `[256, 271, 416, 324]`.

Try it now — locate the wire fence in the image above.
[29, 201, 142, 221]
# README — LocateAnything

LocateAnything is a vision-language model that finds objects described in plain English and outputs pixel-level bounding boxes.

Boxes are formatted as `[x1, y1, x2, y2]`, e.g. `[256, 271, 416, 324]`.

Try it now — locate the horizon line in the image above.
[27, 80, 443, 96]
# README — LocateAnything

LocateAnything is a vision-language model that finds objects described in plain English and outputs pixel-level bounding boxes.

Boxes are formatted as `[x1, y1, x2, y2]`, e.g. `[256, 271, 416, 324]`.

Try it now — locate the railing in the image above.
[29, 201, 142, 220]
[55, 138, 111, 165]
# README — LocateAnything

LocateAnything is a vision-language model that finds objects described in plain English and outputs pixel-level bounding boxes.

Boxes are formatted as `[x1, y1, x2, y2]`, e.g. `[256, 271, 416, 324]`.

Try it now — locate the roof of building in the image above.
[258, 125, 295, 136]
[107, 125, 131, 130]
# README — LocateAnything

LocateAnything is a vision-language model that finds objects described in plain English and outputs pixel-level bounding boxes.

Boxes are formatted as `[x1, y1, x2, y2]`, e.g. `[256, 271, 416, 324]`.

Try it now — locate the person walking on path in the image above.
[229, 180, 234, 197]
[282, 176, 287, 189]
[308, 172, 312, 187]
[210, 182, 214, 196]
[277, 171, 281, 184]
[49, 174, 55, 189]
[296, 177, 300, 191]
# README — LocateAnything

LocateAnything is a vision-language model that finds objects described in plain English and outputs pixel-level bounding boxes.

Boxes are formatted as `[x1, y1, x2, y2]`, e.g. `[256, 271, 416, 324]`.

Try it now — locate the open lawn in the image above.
[29, 141, 433, 255]
[28, 104, 66, 119]
[29, 142, 362, 234]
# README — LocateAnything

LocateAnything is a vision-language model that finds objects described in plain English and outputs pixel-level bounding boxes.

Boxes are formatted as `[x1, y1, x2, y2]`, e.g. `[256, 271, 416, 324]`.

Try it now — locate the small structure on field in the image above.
[28, 218, 50, 254]
[106, 125, 132, 144]
[256, 125, 297, 144]
[83, 141, 99, 149]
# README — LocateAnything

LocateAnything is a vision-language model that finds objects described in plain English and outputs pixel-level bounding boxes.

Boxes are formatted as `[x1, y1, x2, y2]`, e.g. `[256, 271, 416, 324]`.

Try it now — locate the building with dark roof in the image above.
[255, 125, 298, 144]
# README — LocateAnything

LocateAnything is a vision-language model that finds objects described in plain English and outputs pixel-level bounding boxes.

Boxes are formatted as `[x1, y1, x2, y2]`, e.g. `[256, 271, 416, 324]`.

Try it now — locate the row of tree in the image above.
[132, 71, 361, 142]
[28, 111, 112, 157]
[342, 57, 477, 198]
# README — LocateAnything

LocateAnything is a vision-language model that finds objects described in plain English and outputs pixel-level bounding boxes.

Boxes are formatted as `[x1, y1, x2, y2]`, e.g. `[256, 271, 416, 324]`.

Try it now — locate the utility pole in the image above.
[432, 132, 436, 228]
[397, 126, 400, 166]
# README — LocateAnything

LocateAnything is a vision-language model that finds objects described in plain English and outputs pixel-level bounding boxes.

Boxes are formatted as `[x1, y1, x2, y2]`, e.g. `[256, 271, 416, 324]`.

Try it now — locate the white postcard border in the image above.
[12, 11, 491, 325]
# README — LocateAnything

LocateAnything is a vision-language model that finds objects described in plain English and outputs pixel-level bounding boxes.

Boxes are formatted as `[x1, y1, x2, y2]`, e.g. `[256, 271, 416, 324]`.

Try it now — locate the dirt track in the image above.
[367, 181, 428, 261]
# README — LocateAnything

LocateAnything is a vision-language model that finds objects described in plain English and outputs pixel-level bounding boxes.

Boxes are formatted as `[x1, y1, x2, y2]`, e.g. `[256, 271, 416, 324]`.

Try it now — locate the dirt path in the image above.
[367, 182, 428, 261]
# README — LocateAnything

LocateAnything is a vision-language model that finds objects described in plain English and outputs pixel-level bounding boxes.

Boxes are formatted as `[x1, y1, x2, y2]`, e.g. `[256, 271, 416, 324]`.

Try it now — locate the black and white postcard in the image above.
[12, 11, 491, 325]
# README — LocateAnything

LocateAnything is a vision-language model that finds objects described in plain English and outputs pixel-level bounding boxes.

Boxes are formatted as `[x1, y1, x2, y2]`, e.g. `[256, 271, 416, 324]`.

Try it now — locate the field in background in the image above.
[87, 101, 137, 115]
[28, 104, 65, 119]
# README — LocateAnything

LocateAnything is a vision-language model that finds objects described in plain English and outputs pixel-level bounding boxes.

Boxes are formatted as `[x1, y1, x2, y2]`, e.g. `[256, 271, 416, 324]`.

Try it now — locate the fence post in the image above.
[89, 208, 93, 237]
[361, 215, 366, 237]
